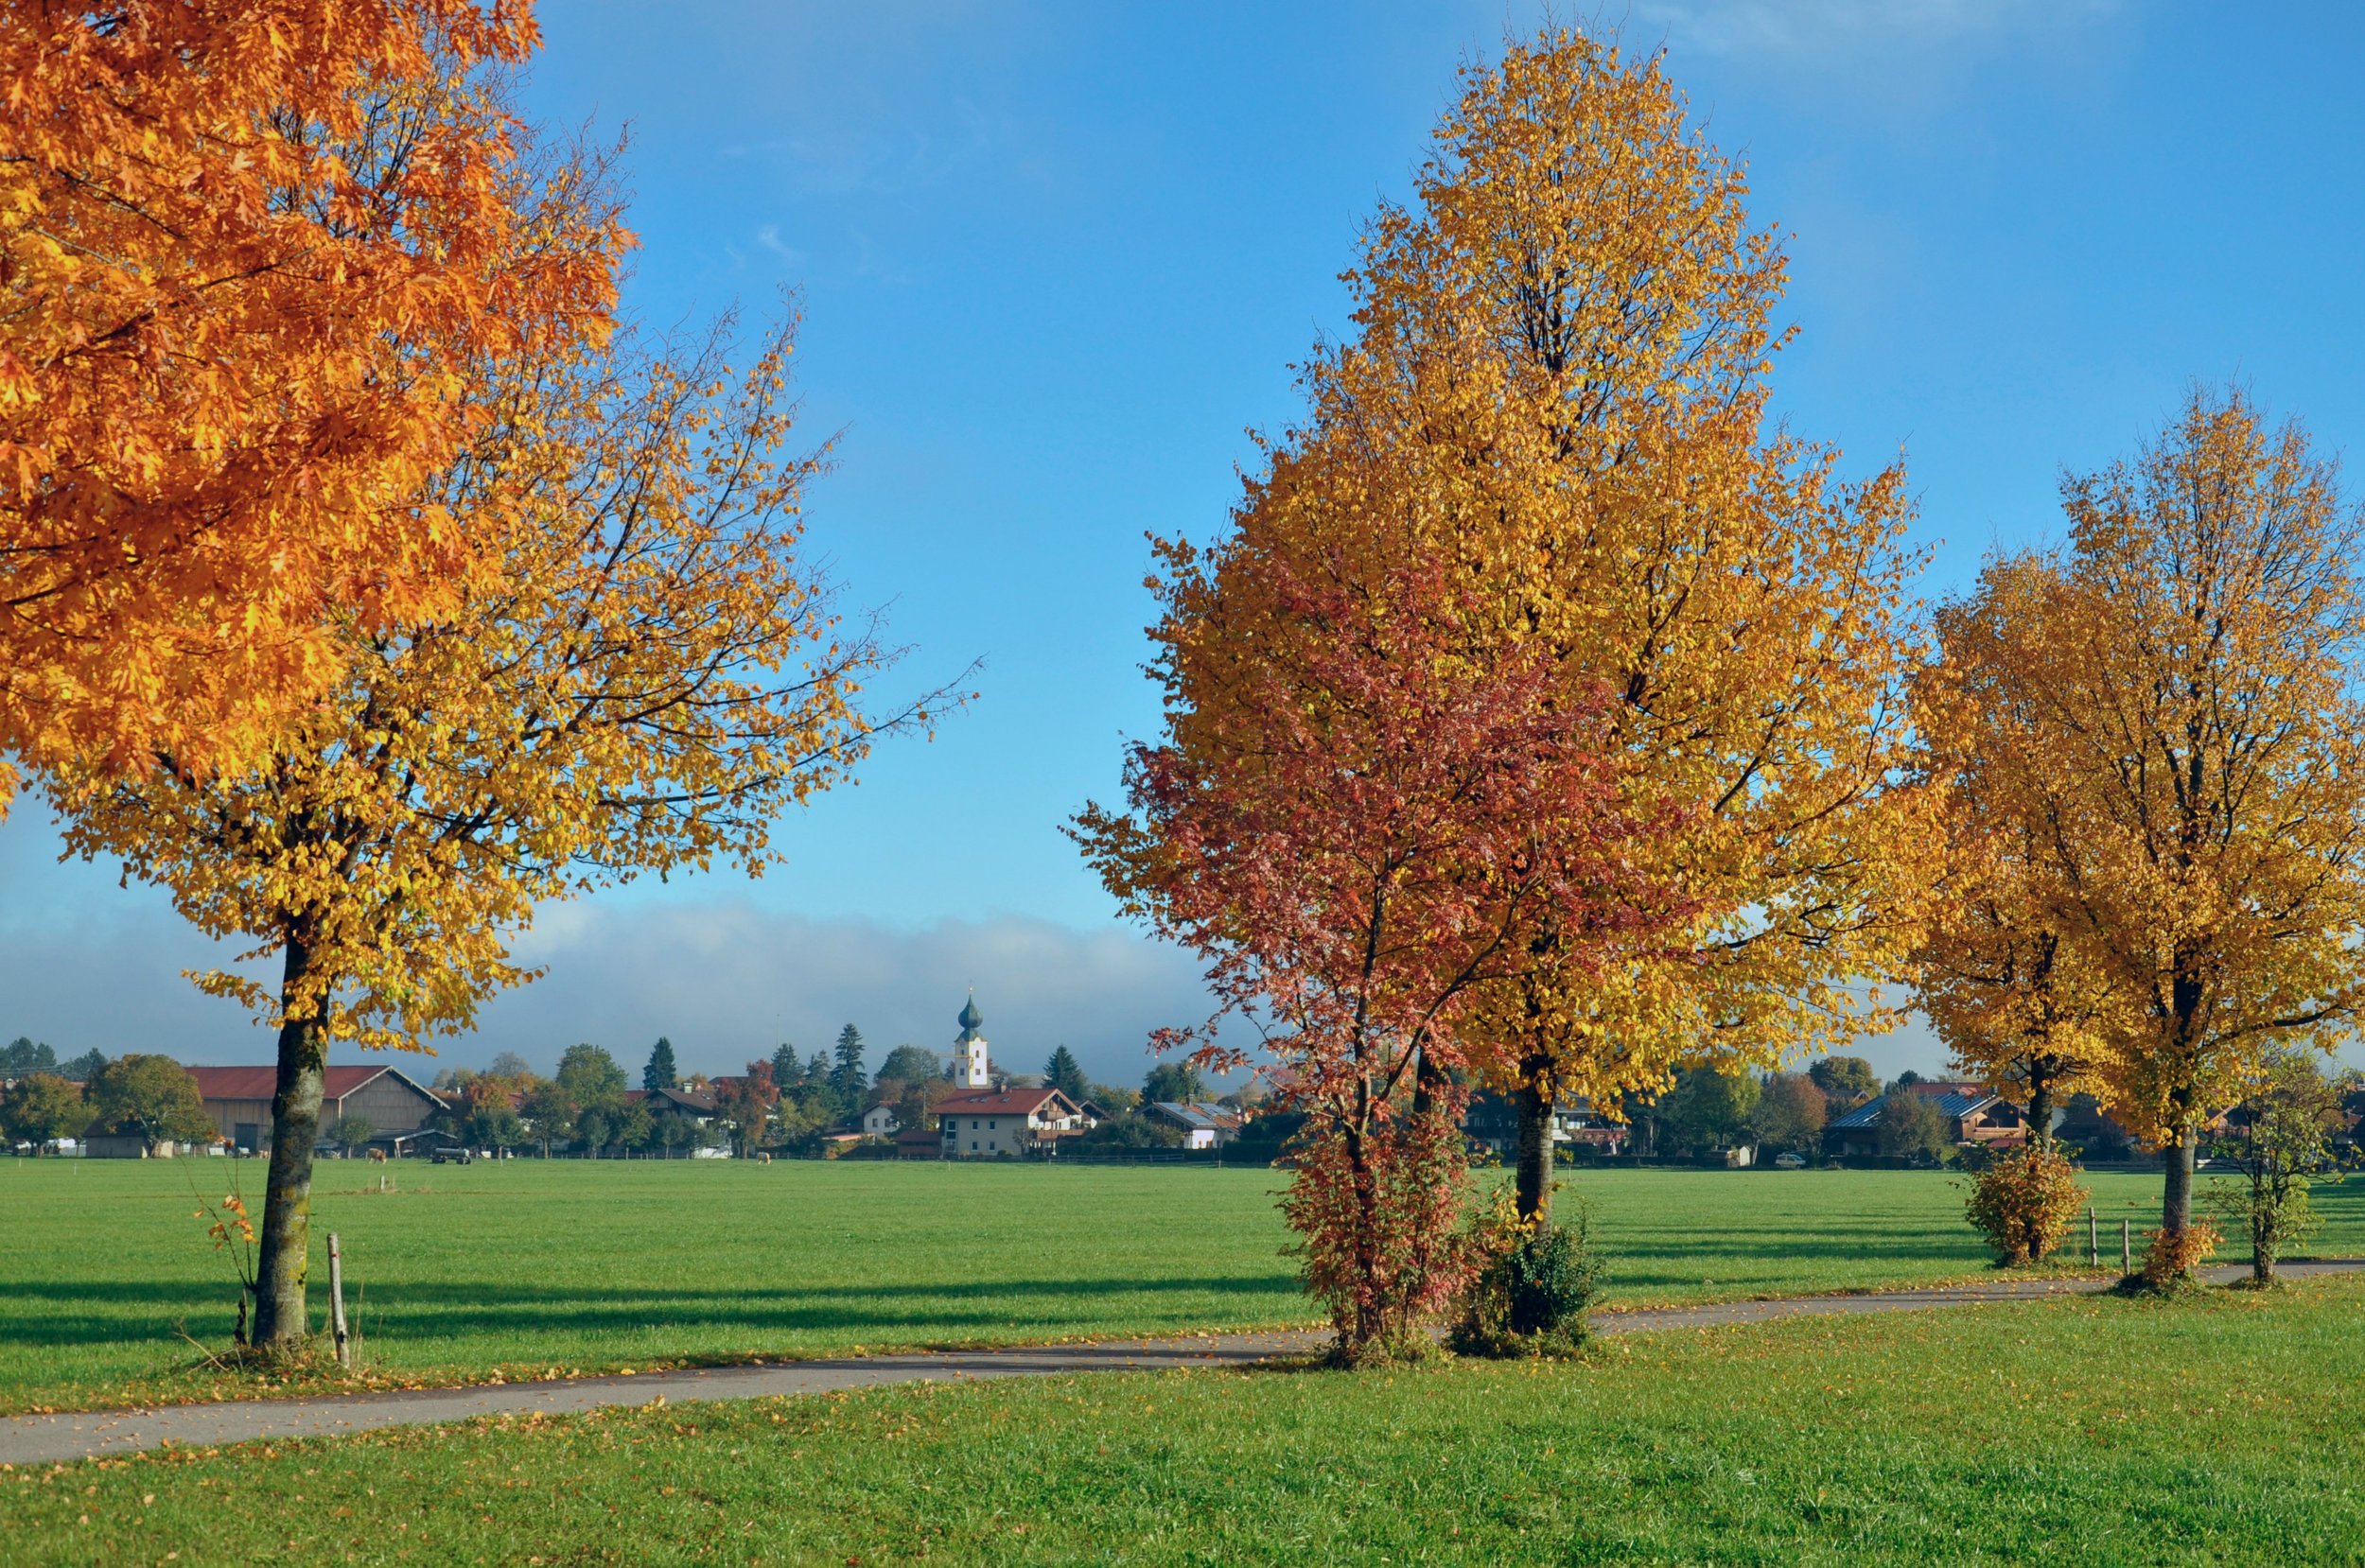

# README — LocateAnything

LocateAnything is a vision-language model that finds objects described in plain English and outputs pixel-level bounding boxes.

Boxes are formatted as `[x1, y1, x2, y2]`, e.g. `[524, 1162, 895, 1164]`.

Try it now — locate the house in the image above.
[187, 1065, 446, 1152]
[1464, 1094, 1628, 1158]
[894, 1125, 942, 1159]
[861, 1102, 901, 1137]
[641, 1085, 718, 1122]
[1824, 1082, 2032, 1159]
[1146, 1101, 1242, 1151]
[937, 1087, 1089, 1159]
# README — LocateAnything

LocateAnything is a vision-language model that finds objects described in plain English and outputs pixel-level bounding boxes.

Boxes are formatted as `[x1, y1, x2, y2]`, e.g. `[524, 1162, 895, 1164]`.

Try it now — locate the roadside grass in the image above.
[9, 1271, 2362, 1565]
[2, 1157, 2356, 1418]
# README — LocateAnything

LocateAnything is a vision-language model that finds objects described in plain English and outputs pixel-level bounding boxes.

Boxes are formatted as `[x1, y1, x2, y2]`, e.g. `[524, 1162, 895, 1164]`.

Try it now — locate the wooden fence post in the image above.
[327, 1231, 352, 1369]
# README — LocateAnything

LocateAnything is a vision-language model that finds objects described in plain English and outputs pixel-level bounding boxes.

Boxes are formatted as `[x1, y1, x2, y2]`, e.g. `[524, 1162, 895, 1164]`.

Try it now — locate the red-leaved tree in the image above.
[1077, 539, 1690, 1363]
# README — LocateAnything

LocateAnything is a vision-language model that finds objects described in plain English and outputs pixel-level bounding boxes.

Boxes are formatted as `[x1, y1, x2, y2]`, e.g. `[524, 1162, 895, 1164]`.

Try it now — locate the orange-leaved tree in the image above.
[0, 0, 622, 801]
[1933, 390, 2365, 1275]
[49, 311, 965, 1350]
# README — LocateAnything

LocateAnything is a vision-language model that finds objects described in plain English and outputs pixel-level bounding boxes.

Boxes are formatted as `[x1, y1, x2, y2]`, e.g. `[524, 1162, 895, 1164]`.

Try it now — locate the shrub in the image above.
[1963, 1142, 2087, 1265]
[2139, 1219, 2222, 1290]
[1451, 1189, 1603, 1359]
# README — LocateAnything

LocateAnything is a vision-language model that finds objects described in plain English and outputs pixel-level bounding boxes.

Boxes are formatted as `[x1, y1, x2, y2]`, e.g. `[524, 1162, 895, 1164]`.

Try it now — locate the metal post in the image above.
[2089, 1206, 2098, 1267]
[2121, 1218, 2131, 1277]
[327, 1231, 352, 1368]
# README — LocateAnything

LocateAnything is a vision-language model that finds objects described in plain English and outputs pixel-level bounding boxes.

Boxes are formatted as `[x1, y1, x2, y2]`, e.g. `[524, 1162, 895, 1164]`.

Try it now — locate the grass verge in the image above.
[9, 1272, 2361, 1564]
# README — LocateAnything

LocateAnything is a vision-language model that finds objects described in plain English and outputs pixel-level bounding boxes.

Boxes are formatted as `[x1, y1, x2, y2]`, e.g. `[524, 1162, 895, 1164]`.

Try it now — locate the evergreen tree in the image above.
[1044, 1045, 1089, 1102]
[806, 1051, 831, 1087]
[832, 1023, 867, 1100]
[771, 1042, 801, 1088]
[643, 1037, 679, 1092]
[1, 1037, 58, 1077]
[57, 1049, 108, 1083]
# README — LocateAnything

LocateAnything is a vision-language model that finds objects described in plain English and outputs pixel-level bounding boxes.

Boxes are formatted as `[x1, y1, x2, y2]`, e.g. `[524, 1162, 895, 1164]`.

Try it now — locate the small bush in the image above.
[1963, 1142, 2088, 1265]
[2138, 1219, 2222, 1290]
[1451, 1190, 1603, 1359]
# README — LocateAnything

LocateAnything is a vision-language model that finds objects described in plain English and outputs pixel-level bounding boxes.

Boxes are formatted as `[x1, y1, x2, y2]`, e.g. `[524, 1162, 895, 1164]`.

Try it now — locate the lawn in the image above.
[2, 1156, 2359, 1417]
[9, 1270, 2362, 1564]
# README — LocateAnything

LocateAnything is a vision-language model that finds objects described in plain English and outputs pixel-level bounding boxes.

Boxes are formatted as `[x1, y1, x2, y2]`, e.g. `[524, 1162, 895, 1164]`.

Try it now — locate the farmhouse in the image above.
[188, 1065, 446, 1153]
[1824, 1082, 2032, 1159]
[1146, 1101, 1242, 1150]
[937, 1087, 1088, 1158]
[641, 1085, 718, 1121]
[861, 1102, 901, 1137]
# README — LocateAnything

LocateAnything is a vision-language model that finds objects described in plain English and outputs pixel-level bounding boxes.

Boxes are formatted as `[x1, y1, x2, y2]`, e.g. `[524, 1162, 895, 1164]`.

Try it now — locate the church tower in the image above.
[955, 991, 990, 1088]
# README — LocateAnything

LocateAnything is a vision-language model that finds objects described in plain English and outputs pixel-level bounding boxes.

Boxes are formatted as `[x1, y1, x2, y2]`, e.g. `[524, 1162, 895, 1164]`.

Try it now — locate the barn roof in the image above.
[186, 1065, 444, 1106]
[936, 1087, 1077, 1117]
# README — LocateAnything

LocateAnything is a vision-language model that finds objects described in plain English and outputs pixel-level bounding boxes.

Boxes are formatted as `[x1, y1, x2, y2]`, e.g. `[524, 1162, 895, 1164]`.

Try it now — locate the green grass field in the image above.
[9, 1270, 2361, 1564]
[3, 1157, 2360, 1416]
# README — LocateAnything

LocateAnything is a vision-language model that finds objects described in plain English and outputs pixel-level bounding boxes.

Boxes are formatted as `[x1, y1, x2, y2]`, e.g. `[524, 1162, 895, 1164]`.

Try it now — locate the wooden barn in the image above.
[187, 1065, 446, 1152]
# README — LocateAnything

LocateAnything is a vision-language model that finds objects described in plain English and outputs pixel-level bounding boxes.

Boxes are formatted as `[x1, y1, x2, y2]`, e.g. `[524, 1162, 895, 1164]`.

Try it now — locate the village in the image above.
[9, 995, 2360, 1173]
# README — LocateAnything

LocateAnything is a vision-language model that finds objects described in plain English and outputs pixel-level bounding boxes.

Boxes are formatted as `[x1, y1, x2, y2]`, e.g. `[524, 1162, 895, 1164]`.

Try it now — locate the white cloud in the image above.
[0, 876, 1226, 1090]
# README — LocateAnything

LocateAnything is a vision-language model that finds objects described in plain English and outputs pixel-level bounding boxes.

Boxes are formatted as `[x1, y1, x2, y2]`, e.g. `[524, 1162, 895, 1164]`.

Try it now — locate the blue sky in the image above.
[9, 0, 2365, 1084]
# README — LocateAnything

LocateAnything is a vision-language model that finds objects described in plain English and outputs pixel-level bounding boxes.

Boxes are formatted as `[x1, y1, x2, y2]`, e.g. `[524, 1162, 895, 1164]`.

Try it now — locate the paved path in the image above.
[5, 1260, 2357, 1467]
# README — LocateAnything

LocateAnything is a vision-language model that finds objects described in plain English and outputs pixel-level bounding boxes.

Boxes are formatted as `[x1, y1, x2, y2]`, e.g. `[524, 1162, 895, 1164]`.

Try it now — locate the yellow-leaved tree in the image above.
[50, 308, 964, 1350]
[1147, 29, 1937, 1227]
[1912, 559, 2117, 1146]
[1927, 389, 2365, 1276]
[1, 0, 621, 802]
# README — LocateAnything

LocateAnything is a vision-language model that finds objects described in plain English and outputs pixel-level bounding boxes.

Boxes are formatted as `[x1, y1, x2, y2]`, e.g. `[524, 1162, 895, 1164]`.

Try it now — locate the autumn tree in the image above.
[1165, 30, 1935, 1231]
[1077, 540, 1688, 1363]
[1747, 1072, 1827, 1159]
[1914, 560, 2115, 1150]
[1928, 391, 2365, 1275]
[0, 1, 621, 800]
[48, 305, 956, 1350]
[0, 1072, 84, 1150]
[88, 1054, 214, 1150]
[710, 1062, 780, 1158]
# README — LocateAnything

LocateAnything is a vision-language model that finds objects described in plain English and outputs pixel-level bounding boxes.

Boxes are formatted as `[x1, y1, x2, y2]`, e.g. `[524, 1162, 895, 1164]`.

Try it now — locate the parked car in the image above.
[1773, 1151, 1808, 1170]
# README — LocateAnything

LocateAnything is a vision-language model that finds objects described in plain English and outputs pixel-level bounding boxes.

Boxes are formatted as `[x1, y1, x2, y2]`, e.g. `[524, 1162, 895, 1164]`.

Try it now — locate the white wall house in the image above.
[937, 1087, 1088, 1159]
[861, 1102, 900, 1137]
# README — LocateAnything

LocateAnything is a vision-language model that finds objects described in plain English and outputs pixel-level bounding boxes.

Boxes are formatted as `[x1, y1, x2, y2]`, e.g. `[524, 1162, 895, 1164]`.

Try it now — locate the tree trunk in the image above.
[2160, 1127, 2195, 1242]
[1513, 1070, 1553, 1228]
[251, 937, 327, 1350]
[2025, 1074, 2054, 1156]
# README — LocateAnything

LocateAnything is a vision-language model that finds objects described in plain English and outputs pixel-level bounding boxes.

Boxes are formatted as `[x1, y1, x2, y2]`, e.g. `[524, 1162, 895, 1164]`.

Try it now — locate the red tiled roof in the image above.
[935, 1088, 1073, 1117]
[185, 1065, 441, 1106]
